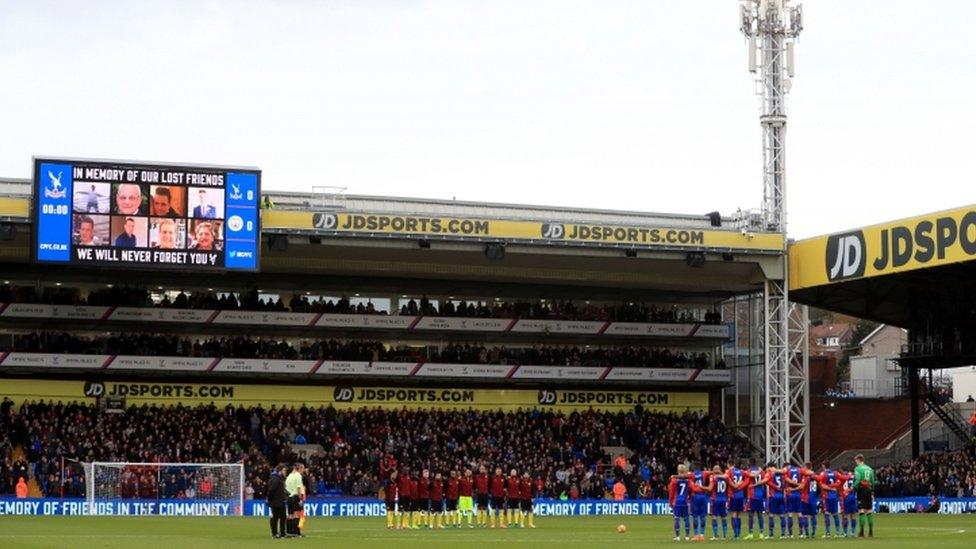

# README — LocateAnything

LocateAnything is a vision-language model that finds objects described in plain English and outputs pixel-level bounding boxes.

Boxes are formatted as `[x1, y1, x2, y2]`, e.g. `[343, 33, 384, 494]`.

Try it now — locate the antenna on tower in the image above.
[739, 0, 803, 232]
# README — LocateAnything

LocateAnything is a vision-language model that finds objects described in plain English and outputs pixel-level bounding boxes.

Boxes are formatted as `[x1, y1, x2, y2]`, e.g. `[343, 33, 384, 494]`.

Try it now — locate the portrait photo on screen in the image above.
[149, 217, 186, 249]
[72, 214, 110, 246]
[188, 219, 223, 251]
[112, 183, 147, 216]
[72, 182, 110, 214]
[189, 187, 224, 219]
[110, 215, 148, 248]
[149, 185, 186, 218]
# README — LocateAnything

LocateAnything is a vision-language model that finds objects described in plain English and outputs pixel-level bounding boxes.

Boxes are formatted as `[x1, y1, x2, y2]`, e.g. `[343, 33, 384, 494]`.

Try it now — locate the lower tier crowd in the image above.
[1, 399, 741, 500]
[1, 398, 972, 501]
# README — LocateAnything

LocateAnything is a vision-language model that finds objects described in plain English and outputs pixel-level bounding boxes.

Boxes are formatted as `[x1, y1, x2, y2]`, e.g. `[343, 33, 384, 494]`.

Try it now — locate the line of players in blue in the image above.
[668, 459, 859, 541]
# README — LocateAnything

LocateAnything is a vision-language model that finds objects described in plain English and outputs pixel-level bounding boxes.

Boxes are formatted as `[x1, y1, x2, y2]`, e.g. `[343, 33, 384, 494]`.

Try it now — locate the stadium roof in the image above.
[0, 176, 785, 301]
[1, 176, 751, 229]
[789, 204, 976, 328]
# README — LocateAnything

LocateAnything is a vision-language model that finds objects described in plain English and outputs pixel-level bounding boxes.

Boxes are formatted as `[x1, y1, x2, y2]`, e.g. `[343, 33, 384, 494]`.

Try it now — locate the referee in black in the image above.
[267, 464, 288, 539]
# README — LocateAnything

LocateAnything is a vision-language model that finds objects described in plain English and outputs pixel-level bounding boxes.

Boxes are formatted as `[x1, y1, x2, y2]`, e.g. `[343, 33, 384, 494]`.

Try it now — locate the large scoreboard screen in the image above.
[33, 158, 260, 271]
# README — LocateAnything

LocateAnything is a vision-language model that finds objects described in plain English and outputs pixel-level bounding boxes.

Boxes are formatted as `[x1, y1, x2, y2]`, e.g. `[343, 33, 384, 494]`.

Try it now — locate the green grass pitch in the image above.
[0, 515, 972, 549]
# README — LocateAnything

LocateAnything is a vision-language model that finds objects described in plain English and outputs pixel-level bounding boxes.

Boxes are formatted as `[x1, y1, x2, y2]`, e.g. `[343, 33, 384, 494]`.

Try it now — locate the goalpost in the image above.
[83, 462, 245, 516]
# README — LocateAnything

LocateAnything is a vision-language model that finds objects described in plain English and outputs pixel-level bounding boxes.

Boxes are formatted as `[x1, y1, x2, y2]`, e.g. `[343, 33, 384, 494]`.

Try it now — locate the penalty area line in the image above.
[900, 527, 967, 535]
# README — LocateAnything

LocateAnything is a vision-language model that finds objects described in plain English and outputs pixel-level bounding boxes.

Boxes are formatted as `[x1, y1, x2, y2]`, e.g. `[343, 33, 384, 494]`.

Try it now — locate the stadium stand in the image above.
[875, 446, 976, 498]
[0, 399, 745, 500]
[0, 191, 740, 512]
[6, 392, 966, 500]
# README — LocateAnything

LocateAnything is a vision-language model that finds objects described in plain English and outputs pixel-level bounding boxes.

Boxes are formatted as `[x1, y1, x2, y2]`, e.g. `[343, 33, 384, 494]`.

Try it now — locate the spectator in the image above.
[825, 387, 856, 399]
[613, 479, 626, 500]
[614, 453, 629, 475]
[199, 476, 213, 497]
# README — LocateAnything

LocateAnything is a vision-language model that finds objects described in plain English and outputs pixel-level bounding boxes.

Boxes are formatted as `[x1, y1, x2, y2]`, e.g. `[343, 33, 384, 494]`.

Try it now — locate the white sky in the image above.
[1, 0, 973, 239]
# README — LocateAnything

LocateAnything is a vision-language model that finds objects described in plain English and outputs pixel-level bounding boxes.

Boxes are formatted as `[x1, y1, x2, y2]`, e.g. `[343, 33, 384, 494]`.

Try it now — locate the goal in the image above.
[84, 462, 244, 516]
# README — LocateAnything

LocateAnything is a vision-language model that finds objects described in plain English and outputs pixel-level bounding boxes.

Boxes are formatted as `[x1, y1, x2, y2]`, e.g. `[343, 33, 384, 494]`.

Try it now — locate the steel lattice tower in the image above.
[739, 0, 809, 465]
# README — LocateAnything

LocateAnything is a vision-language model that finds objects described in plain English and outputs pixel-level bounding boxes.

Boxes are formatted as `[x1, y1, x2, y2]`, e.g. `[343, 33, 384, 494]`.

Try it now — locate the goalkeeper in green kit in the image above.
[853, 454, 876, 537]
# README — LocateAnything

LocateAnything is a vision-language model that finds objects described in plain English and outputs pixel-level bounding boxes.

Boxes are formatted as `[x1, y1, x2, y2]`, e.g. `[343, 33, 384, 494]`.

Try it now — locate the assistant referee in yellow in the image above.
[286, 463, 306, 537]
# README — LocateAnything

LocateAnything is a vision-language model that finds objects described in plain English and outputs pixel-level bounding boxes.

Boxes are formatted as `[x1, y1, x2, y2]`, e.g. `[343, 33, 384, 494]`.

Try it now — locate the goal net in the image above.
[83, 462, 244, 516]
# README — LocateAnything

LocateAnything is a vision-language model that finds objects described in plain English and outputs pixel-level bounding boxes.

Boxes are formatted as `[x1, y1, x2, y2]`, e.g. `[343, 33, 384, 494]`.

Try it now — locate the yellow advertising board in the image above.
[0, 194, 783, 252]
[790, 204, 976, 290]
[263, 210, 785, 252]
[2, 379, 709, 413]
[0, 197, 28, 218]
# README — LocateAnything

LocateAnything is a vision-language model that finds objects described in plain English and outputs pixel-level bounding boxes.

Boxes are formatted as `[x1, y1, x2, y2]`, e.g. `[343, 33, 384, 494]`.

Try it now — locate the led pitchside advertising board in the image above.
[33, 158, 260, 271]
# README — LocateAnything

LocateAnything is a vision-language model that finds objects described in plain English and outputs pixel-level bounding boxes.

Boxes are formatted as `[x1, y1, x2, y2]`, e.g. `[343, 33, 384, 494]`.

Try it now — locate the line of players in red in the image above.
[384, 465, 540, 530]
[669, 459, 860, 542]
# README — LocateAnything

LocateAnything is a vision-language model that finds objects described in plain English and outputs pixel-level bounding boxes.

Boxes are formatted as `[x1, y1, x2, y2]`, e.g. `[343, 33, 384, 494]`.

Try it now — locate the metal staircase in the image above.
[921, 386, 973, 445]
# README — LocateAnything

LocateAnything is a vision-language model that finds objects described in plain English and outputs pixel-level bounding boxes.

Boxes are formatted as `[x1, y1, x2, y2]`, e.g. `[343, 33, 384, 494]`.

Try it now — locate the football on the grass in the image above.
[617, 524, 627, 533]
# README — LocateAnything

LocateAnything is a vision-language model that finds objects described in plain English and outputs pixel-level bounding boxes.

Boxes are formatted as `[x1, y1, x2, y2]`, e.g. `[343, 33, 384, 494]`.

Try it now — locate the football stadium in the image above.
[1, 2, 975, 549]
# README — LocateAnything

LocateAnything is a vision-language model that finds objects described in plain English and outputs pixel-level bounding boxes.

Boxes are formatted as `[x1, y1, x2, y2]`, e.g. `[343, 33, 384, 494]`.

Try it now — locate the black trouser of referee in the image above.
[270, 504, 287, 537]
[287, 495, 302, 535]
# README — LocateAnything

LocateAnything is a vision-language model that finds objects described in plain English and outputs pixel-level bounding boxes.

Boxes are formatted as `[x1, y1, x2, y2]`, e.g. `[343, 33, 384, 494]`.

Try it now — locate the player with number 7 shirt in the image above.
[668, 464, 693, 541]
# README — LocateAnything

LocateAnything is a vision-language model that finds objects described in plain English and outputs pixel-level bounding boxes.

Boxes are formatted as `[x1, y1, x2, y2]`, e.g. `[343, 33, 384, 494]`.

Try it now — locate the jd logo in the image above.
[541, 223, 565, 239]
[825, 231, 866, 281]
[313, 213, 338, 230]
[83, 381, 105, 397]
[537, 390, 557, 405]
[333, 386, 354, 402]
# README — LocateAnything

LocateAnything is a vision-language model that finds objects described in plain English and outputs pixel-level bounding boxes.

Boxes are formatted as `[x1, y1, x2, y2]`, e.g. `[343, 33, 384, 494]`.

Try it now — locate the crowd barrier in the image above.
[0, 303, 732, 339]
[1, 497, 974, 516]
[0, 353, 733, 385]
